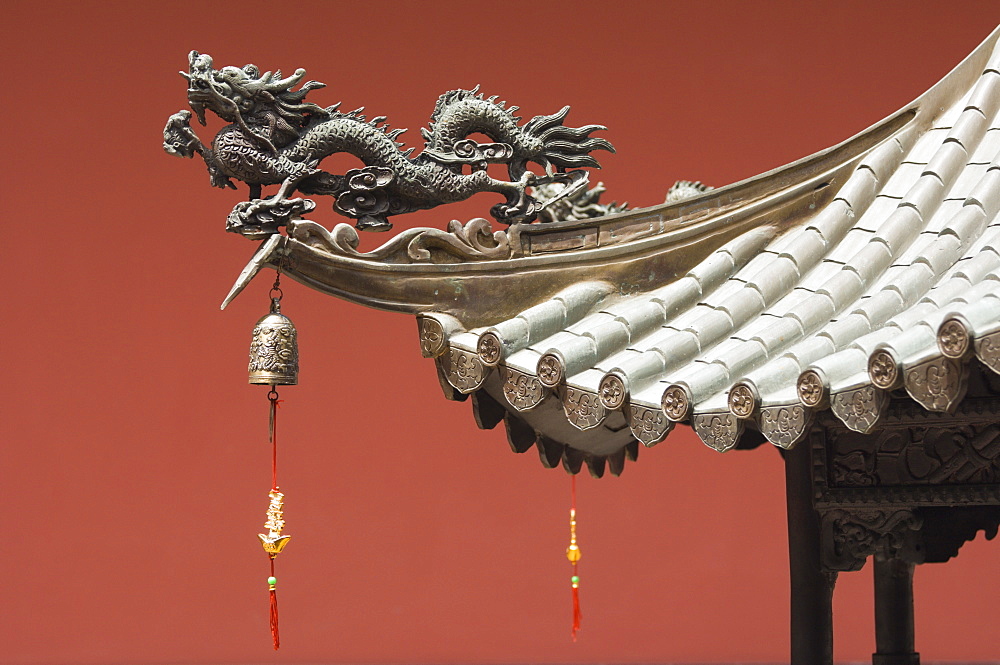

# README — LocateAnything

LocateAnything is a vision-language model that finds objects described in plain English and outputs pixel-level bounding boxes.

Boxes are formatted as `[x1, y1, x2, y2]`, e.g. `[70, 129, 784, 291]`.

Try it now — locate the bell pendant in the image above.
[248, 297, 299, 385]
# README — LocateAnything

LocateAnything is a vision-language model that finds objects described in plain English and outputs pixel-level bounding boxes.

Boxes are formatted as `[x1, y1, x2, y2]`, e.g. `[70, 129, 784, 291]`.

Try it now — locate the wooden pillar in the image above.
[784, 442, 835, 665]
[873, 558, 919, 665]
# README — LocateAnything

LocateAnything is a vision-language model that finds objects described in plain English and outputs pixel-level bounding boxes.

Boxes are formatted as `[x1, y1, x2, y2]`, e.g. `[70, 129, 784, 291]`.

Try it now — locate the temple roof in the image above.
[228, 28, 1000, 475]
[422, 28, 1000, 467]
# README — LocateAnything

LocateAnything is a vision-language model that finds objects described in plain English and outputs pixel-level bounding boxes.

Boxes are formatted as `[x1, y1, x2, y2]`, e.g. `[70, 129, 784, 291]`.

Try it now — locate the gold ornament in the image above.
[259, 489, 291, 557]
[566, 508, 581, 564]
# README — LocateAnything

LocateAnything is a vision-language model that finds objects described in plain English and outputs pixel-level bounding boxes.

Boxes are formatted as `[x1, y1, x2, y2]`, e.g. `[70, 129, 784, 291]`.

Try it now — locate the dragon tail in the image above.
[522, 106, 615, 170]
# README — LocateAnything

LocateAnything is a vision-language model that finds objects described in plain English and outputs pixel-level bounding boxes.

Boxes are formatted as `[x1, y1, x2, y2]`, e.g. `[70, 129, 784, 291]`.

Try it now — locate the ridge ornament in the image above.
[164, 51, 614, 234]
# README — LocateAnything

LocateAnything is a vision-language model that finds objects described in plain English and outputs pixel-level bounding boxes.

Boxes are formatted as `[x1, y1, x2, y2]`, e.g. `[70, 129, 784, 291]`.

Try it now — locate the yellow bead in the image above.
[566, 544, 581, 563]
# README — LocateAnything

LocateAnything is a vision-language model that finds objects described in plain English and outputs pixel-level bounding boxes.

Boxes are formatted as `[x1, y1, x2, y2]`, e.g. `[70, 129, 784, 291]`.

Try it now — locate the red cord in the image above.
[267, 389, 283, 649]
[268, 390, 282, 491]
[571, 566, 581, 642]
[570, 474, 581, 641]
[269, 558, 280, 650]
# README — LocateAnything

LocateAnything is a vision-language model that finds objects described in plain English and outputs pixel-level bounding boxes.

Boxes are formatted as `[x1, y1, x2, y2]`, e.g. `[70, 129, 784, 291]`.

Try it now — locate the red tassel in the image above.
[270, 588, 280, 650]
[269, 558, 280, 650]
[571, 573, 581, 642]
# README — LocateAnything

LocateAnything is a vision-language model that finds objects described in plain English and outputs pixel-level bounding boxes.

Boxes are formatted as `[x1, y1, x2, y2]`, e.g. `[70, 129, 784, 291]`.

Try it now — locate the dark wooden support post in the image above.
[784, 442, 835, 665]
[873, 558, 919, 665]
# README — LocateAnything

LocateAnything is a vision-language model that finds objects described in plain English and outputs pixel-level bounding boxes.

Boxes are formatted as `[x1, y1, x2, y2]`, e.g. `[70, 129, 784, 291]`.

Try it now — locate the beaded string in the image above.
[266, 388, 282, 650]
[567, 474, 581, 641]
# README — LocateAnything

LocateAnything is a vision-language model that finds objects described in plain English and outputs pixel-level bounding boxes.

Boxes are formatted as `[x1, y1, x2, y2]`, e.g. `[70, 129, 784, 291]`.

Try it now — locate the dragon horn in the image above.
[266, 68, 307, 92]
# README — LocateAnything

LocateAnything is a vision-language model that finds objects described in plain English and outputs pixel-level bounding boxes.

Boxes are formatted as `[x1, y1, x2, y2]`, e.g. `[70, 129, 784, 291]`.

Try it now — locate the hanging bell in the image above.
[249, 297, 299, 385]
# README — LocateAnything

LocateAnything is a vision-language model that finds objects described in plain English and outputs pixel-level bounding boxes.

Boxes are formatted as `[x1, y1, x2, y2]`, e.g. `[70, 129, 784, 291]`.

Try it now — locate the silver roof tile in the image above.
[906, 127, 949, 163]
[582, 319, 632, 357]
[953, 239, 1000, 284]
[873, 206, 924, 256]
[844, 241, 895, 287]
[716, 287, 766, 326]
[533, 329, 582, 352]
[942, 110, 989, 153]
[666, 302, 716, 332]
[567, 367, 606, 393]
[852, 288, 906, 325]
[918, 276, 976, 310]
[787, 291, 838, 332]
[900, 175, 946, 220]
[854, 196, 900, 233]
[720, 226, 781, 262]
[707, 337, 768, 374]
[828, 228, 876, 263]
[874, 320, 937, 362]
[699, 278, 750, 306]
[503, 347, 541, 374]
[885, 261, 935, 303]
[553, 281, 615, 316]
[744, 254, 800, 302]
[966, 166, 1000, 215]
[447, 330, 480, 352]
[947, 162, 991, 201]
[565, 310, 615, 335]
[932, 84, 975, 128]
[762, 228, 805, 255]
[783, 335, 838, 366]
[833, 166, 879, 212]
[798, 260, 848, 292]
[538, 333, 598, 378]
[888, 301, 940, 330]
[881, 162, 925, 198]
[922, 198, 965, 234]
[965, 70, 1000, 118]
[985, 40, 1000, 73]
[859, 135, 908, 180]
[762, 286, 814, 317]
[925, 139, 971, 183]
[744, 355, 802, 397]
[749, 316, 805, 353]
[738, 251, 780, 281]
[649, 276, 703, 317]
[730, 312, 785, 341]
[646, 329, 701, 367]
[667, 360, 730, 405]
[818, 313, 874, 347]
[808, 347, 867, 388]
[850, 325, 903, 355]
[805, 199, 856, 246]
[603, 349, 666, 387]
[969, 128, 1000, 163]
[914, 232, 965, 276]
[684, 308, 738, 343]
[815, 270, 865, 310]
[778, 228, 828, 272]
[687, 250, 737, 290]
[942, 204, 990, 246]
[948, 290, 1000, 335]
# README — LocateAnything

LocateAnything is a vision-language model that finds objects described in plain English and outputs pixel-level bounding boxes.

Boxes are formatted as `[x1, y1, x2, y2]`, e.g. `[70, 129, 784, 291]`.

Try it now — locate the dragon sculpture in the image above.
[164, 51, 615, 234]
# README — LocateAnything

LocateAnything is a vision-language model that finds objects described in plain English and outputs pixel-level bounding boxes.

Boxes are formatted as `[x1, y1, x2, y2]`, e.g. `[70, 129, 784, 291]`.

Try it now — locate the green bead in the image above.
[571, 575, 580, 584]
[267, 576, 277, 586]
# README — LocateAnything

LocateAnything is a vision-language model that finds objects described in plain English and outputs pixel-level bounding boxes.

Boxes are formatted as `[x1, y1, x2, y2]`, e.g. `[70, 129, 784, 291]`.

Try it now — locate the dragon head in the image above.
[181, 51, 327, 128]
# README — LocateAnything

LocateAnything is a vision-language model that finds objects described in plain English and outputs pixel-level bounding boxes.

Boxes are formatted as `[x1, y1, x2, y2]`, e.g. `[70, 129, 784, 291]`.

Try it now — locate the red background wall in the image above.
[6, 2, 1000, 662]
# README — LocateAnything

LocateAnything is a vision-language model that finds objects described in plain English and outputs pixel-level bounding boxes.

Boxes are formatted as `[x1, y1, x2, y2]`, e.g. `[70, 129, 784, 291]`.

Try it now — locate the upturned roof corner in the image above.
[181, 27, 1000, 474]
